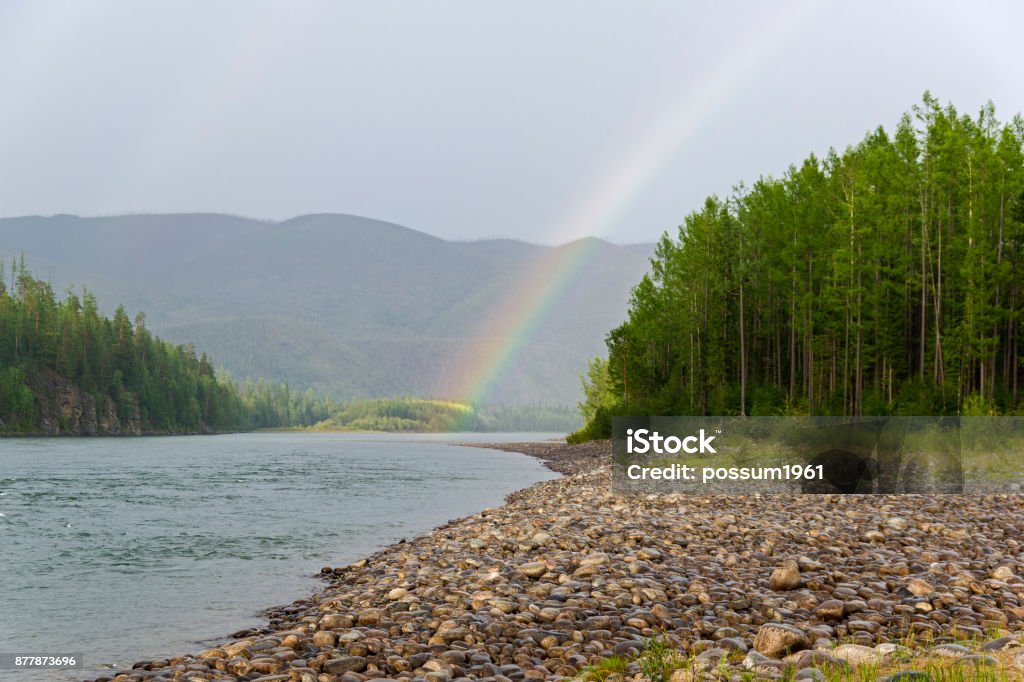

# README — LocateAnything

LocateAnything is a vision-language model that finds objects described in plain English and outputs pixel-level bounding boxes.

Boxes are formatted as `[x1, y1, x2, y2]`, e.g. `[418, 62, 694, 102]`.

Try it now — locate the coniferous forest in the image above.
[0, 260, 577, 434]
[576, 95, 1024, 439]
[0, 259, 337, 434]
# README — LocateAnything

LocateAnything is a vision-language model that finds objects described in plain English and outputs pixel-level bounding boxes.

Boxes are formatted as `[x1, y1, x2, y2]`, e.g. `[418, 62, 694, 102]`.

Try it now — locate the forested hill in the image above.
[0, 213, 651, 406]
[0, 262, 581, 434]
[575, 95, 1024, 438]
[0, 262, 335, 434]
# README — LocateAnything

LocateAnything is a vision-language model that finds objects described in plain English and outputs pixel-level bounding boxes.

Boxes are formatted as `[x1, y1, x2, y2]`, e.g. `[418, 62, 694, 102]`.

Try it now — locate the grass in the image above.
[817, 655, 1019, 681]
[574, 655, 630, 682]
[819, 630, 1021, 681]
[576, 629, 1023, 681]
[636, 634, 686, 682]
[575, 634, 690, 682]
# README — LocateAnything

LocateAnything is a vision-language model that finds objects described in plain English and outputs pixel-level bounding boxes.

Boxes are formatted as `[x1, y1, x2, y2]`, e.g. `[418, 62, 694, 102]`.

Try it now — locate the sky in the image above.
[0, 1, 1022, 245]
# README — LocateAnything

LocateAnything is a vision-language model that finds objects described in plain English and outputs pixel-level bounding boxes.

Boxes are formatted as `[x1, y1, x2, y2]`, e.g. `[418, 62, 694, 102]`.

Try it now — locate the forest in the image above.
[0, 259, 336, 434]
[574, 94, 1024, 440]
[311, 397, 579, 432]
[0, 260, 576, 434]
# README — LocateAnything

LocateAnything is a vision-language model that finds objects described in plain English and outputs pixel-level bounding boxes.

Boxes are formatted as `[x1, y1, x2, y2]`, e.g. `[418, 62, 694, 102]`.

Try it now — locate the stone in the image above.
[978, 607, 1009, 625]
[516, 562, 548, 578]
[76, 440, 1024, 682]
[424, 672, 451, 682]
[582, 615, 612, 630]
[312, 631, 336, 648]
[753, 623, 809, 658]
[197, 648, 226, 659]
[579, 552, 609, 566]
[929, 643, 971, 658]
[843, 599, 868, 615]
[638, 546, 662, 560]
[356, 608, 381, 625]
[846, 619, 880, 633]
[990, 565, 1015, 581]
[324, 656, 368, 674]
[319, 613, 354, 629]
[716, 637, 748, 653]
[651, 603, 672, 622]
[531, 531, 552, 544]
[693, 648, 728, 672]
[783, 649, 846, 671]
[769, 560, 802, 591]
[423, 659, 451, 672]
[812, 599, 844, 621]
[248, 657, 281, 674]
[795, 670, 827, 681]
[743, 651, 784, 673]
[875, 643, 910, 658]
[981, 635, 1019, 651]
[222, 640, 253, 657]
[832, 644, 879, 665]
[884, 516, 910, 530]
[906, 578, 935, 596]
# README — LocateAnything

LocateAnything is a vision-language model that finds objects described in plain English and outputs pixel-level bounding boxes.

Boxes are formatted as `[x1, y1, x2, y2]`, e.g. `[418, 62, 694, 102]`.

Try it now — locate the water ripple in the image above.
[0, 432, 559, 680]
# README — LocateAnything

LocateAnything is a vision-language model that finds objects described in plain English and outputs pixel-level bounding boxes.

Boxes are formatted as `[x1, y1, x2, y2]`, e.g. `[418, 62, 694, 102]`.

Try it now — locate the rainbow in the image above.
[445, 237, 606, 409]
[445, 2, 816, 413]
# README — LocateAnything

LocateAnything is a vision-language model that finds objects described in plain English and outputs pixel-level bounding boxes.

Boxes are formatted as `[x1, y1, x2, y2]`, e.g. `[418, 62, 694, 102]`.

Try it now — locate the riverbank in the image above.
[88, 440, 1024, 681]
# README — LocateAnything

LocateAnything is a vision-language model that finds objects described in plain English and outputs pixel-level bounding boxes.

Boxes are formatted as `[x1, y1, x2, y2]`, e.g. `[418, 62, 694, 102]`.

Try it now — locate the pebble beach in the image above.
[87, 440, 1024, 682]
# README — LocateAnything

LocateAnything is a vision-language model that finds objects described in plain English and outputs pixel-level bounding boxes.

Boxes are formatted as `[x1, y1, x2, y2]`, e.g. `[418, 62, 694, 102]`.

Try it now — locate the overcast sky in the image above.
[0, 1, 1021, 244]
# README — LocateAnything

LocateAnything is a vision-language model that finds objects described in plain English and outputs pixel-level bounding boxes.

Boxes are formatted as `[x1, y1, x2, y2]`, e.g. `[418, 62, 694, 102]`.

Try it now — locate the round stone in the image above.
[753, 623, 809, 658]
[769, 560, 802, 591]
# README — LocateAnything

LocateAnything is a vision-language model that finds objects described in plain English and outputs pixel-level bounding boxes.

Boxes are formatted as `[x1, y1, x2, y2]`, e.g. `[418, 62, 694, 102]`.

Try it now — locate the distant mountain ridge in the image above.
[0, 213, 652, 405]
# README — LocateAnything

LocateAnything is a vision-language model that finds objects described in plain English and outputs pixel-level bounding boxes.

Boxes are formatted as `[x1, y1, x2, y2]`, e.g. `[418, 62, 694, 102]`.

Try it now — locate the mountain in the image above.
[0, 213, 652, 405]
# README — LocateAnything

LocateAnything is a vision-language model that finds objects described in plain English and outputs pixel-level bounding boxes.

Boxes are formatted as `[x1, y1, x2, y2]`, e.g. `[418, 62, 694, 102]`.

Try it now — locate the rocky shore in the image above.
[88, 440, 1024, 681]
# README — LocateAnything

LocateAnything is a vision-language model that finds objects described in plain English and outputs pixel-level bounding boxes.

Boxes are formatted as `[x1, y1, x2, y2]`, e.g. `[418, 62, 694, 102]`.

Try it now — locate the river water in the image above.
[0, 432, 560, 679]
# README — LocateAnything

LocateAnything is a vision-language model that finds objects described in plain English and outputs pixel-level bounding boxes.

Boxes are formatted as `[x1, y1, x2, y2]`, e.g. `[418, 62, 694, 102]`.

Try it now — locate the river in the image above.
[0, 432, 560, 680]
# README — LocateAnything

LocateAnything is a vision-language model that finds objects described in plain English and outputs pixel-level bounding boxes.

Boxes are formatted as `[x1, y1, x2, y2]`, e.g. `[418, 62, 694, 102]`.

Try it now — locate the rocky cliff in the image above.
[32, 372, 143, 436]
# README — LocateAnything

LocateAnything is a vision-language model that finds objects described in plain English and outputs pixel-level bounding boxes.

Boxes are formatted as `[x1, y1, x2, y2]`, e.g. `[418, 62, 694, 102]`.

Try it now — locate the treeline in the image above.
[0, 263, 575, 434]
[0, 260, 334, 433]
[239, 378, 338, 429]
[313, 398, 581, 433]
[576, 94, 1024, 438]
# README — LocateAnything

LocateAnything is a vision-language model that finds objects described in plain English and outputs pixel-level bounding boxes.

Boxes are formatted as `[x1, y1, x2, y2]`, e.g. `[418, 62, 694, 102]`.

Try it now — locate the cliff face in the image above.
[34, 372, 143, 436]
